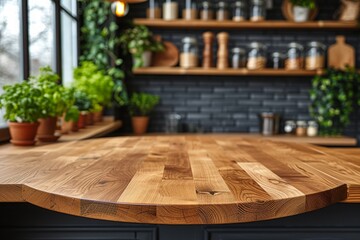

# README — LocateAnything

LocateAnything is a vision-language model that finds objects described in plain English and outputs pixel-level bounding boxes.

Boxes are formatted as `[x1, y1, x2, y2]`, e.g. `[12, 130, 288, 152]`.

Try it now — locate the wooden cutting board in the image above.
[328, 35, 355, 70]
[152, 40, 179, 67]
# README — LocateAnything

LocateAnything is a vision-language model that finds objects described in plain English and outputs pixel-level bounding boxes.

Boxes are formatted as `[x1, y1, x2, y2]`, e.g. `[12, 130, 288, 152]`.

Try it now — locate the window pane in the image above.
[29, 0, 55, 75]
[61, 11, 78, 87]
[61, 0, 77, 17]
[0, 0, 21, 126]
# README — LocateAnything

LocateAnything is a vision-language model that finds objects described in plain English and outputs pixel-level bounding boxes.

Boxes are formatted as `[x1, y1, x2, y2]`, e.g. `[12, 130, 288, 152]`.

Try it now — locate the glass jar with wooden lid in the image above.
[247, 42, 267, 70]
[180, 37, 198, 68]
[200, 1, 213, 20]
[305, 41, 326, 70]
[183, 0, 198, 20]
[233, 0, 247, 22]
[285, 42, 304, 70]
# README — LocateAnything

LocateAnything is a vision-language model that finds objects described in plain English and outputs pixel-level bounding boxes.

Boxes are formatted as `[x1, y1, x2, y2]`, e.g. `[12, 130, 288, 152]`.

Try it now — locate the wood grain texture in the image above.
[134, 19, 358, 29]
[0, 135, 354, 224]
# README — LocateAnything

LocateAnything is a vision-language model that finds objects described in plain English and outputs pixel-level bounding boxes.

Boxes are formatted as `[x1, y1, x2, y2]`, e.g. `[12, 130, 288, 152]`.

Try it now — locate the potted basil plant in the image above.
[74, 90, 93, 129]
[0, 81, 43, 146]
[290, 0, 316, 22]
[128, 92, 160, 135]
[119, 25, 164, 68]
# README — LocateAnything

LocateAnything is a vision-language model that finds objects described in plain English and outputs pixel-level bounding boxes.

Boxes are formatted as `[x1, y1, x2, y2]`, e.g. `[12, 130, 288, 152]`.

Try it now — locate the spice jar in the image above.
[271, 52, 284, 69]
[247, 42, 267, 70]
[180, 37, 198, 68]
[147, 0, 161, 19]
[306, 41, 326, 70]
[285, 42, 304, 70]
[250, 0, 266, 22]
[233, 1, 247, 22]
[284, 120, 296, 134]
[163, 0, 178, 20]
[216, 1, 229, 21]
[307, 121, 318, 137]
[183, 0, 198, 20]
[231, 47, 247, 69]
[200, 1, 213, 20]
[296, 121, 307, 136]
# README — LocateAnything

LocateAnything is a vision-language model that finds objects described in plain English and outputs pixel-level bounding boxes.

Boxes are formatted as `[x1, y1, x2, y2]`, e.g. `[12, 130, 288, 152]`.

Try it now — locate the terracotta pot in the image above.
[60, 116, 72, 134]
[72, 120, 79, 132]
[132, 116, 149, 135]
[86, 112, 94, 126]
[78, 112, 87, 129]
[8, 122, 40, 146]
[37, 117, 60, 142]
[93, 107, 104, 122]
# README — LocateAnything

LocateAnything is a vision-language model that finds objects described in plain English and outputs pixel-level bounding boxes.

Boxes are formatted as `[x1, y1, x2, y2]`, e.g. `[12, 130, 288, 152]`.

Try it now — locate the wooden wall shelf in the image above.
[134, 19, 359, 30]
[134, 67, 324, 76]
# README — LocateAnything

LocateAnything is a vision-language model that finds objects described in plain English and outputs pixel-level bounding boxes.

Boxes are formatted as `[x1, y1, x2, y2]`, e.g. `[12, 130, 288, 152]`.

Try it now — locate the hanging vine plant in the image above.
[79, 0, 127, 106]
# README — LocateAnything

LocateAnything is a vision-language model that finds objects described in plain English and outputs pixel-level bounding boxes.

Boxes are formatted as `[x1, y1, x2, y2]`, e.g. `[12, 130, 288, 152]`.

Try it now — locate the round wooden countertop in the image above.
[0, 135, 348, 224]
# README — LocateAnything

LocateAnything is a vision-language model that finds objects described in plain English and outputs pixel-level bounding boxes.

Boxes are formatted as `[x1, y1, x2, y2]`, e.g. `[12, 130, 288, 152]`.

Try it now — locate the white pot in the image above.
[293, 6, 310, 22]
[133, 51, 152, 68]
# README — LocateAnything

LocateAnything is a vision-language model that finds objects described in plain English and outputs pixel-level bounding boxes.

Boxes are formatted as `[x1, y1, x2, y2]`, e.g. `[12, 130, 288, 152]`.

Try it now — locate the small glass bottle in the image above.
[284, 120, 296, 134]
[183, 0, 198, 20]
[233, 1, 247, 22]
[163, 0, 178, 20]
[216, 1, 229, 21]
[200, 1, 213, 20]
[147, 0, 161, 19]
[285, 42, 304, 70]
[180, 37, 198, 68]
[307, 121, 318, 137]
[296, 121, 307, 136]
[250, 0, 266, 22]
[232, 47, 247, 69]
[306, 41, 326, 70]
[271, 52, 284, 69]
[247, 42, 267, 70]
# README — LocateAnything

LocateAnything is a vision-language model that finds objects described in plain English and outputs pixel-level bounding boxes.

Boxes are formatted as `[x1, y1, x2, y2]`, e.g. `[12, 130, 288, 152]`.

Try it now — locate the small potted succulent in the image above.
[73, 61, 114, 122]
[119, 24, 164, 68]
[74, 90, 93, 129]
[128, 92, 160, 135]
[30, 66, 68, 142]
[0, 81, 43, 146]
[290, 0, 316, 22]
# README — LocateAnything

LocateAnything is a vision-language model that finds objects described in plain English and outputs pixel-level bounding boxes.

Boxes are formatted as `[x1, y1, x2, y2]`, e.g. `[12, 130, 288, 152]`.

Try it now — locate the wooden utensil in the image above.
[327, 35, 355, 70]
[202, 32, 214, 68]
[152, 36, 179, 67]
[281, 0, 318, 21]
[217, 32, 229, 69]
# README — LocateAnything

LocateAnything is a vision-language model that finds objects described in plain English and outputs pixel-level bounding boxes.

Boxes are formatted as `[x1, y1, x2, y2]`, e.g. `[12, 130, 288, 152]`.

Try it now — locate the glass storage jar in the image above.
[233, 1, 247, 22]
[296, 120, 307, 136]
[307, 121, 318, 137]
[285, 42, 304, 70]
[231, 47, 247, 68]
[200, 1, 213, 20]
[216, 1, 229, 21]
[147, 0, 161, 19]
[183, 0, 198, 20]
[247, 42, 267, 70]
[271, 52, 284, 69]
[180, 37, 198, 68]
[305, 41, 326, 70]
[163, 0, 178, 20]
[284, 120, 296, 134]
[250, 0, 266, 22]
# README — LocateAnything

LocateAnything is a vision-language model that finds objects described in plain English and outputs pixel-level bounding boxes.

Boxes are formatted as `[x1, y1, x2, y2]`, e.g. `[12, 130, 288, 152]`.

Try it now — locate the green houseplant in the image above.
[119, 24, 164, 69]
[30, 66, 68, 142]
[74, 90, 93, 129]
[61, 87, 80, 134]
[128, 92, 160, 135]
[0, 81, 43, 146]
[290, 0, 316, 22]
[310, 67, 360, 136]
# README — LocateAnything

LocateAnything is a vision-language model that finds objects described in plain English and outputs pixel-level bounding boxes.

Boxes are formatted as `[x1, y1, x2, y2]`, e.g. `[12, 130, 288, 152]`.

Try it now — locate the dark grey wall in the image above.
[125, 0, 360, 143]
